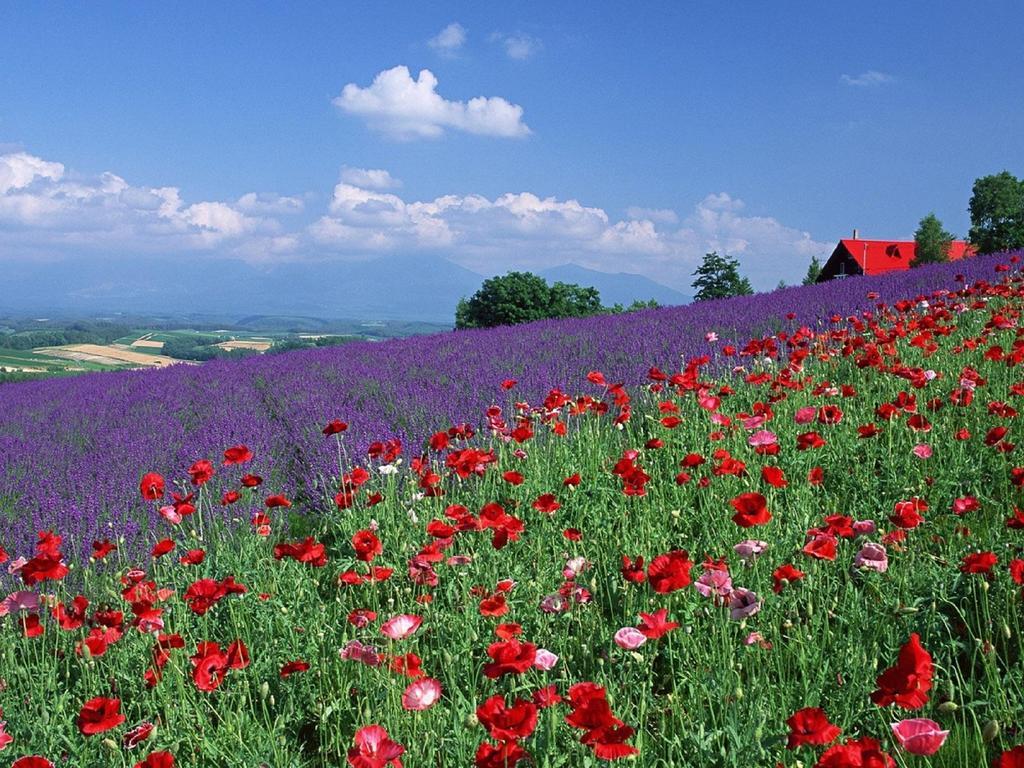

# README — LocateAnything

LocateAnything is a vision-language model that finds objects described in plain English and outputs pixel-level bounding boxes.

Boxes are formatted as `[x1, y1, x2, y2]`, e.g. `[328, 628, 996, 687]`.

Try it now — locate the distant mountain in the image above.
[0, 254, 485, 324]
[539, 264, 691, 307]
[0, 256, 689, 324]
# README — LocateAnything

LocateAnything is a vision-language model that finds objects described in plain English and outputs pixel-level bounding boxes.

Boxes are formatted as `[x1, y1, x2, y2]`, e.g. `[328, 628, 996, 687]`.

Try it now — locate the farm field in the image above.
[0, 252, 1022, 766]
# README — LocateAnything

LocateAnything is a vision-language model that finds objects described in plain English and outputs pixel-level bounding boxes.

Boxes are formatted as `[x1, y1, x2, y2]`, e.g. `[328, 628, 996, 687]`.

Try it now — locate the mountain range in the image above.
[0, 256, 690, 323]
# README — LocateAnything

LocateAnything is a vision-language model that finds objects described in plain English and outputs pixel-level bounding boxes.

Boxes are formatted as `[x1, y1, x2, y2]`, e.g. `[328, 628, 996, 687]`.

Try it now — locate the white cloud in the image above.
[841, 70, 894, 87]
[491, 33, 541, 60]
[0, 151, 279, 252]
[0, 150, 830, 291]
[333, 65, 530, 140]
[236, 192, 304, 214]
[0, 152, 65, 194]
[339, 166, 402, 190]
[428, 22, 467, 56]
[626, 206, 678, 225]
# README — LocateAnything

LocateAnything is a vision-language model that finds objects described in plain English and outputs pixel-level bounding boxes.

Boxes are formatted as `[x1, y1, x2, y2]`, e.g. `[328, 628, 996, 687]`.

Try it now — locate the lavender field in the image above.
[0, 253, 1016, 564]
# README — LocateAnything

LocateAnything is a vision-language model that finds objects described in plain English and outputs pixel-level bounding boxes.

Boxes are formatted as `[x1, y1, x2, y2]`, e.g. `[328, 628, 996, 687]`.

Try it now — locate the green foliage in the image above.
[606, 298, 663, 314]
[691, 251, 753, 301]
[162, 335, 256, 361]
[269, 336, 358, 354]
[1, 321, 132, 350]
[455, 271, 606, 329]
[969, 171, 1024, 254]
[802, 255, 822, 285]
[913, 213, 955, 267]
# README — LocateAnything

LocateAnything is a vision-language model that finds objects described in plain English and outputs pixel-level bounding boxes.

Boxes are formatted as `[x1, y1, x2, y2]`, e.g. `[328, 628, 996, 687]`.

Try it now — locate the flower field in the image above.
[2, 254, 1024, 766]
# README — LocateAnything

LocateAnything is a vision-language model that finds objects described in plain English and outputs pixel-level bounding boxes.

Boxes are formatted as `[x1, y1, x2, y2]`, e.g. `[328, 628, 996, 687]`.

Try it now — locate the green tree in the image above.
[548, 282, 603, 319]
[969, 171, 1024, 253]
[455, 272, 605, 329]
[691, 251, 753, 302]
[912, 213, 954, 266]
[802, 255, 822, 285]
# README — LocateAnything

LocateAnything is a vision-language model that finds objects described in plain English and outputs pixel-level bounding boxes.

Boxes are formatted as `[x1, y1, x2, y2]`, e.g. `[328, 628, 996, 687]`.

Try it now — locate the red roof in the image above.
[839, 239, 976, 276]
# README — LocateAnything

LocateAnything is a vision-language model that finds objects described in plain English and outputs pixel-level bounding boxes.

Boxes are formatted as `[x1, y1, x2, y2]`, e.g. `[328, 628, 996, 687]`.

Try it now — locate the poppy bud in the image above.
[102, 738, 118, 751]
[1004, 623, 1012, 640]
[81, 643, 92, 661]
[983, 720, 1000, 742]
[734, 685, 743, 700]
[260, 681, 270, 700]
[268, 695, 276, 708]
[629, 651, 644, 663]
[937, 701, 959, 713]
[465, 712, 479, 728]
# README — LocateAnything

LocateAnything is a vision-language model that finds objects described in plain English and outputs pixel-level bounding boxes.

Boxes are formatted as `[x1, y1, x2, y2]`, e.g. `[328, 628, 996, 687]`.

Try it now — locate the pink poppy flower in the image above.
[794, 406, 817, 424]
[852, 519, 877, 535]
[854, 542, 888, 573]
[733, 540, 768, 563]
[0, 591, 39, 617]
[340, 640, 381, 667]
[348, 724, 404, 768]
[533, 648, 559, 671]
[891, 718, 948, 756]
[380, 614, 422, 641]
[695, 569, 733, 601]
[748, 430, 778, 447]
[401, 678, 442, 711]
[613, 627, 647, 650]
[728, 588, 761, 620]
[912, 444, 933, 459]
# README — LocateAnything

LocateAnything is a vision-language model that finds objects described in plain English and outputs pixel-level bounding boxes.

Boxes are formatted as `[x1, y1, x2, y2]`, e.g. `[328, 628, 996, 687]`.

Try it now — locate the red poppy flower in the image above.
[179, 549, 205, 566]
[12, 759, 55, 768]
[187, 459, 214, 486]
[123, 721, 155, 749]
[477, 695, 539, 741]
[222, 445, 253, 465]
[92, 539, 116, 560]
[134, 752, 175, 768]
[786, 707, 841, 749]
[401, 677, 442, 711]
[647, 550, 693, 593]
[483, 639, 537, 678]
[961, 551, 997, 574]
[621, 555, 646, 583]
[323, 419, 348, 435]
[280, 660, 310, 678]
[871, 633, 933, 710]
[730, 492, 772, 527]
[475, 741, 529, 768]
[273, 537, 328, 567]
[637, 608, 679, 639]
[773, 563, 806, 593]
[817, 736, 895, 767]
[78, 696, 125, 736]
[761, 466, 788, 488]
[140, 472, 165, 500]
[151, 539, 175, 558]
[532, 493, 560, 514]
[352, 530, 382, 562]
[994, 746, 1024, 768]
[802, 534, 837, 561]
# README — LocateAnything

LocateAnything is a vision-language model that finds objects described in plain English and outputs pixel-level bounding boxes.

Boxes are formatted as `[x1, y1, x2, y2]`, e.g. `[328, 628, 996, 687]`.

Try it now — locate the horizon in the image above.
[2, 1, 1022, 307]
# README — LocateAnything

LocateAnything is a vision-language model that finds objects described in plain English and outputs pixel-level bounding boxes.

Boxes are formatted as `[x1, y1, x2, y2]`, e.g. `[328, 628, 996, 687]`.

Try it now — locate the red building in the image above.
[817, 232, 975, 281]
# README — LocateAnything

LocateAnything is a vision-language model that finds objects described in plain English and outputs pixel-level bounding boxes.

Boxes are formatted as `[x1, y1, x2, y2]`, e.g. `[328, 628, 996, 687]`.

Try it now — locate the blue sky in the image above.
[1, 1, 1022, 292]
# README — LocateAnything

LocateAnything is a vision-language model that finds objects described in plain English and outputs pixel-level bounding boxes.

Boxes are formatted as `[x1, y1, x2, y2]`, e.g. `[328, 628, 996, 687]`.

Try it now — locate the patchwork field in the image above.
[0, 252, 1023, 767]
[35, 343, 182, 367]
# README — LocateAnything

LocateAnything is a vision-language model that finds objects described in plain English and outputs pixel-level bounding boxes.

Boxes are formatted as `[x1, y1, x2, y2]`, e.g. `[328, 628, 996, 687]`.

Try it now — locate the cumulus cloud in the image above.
[428, 22, 467, 56]
[339, 166, 402, 190]
[236, 192, 304, 214]
[0, 150, 281, 255]
[0, 150, 830, 291]
[490, 32, 541, 60]
[333, 65, 530, 140]
[841, 70, 894, 87]
[626, 206, 678, 225]
[312, 178, 829, 289]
